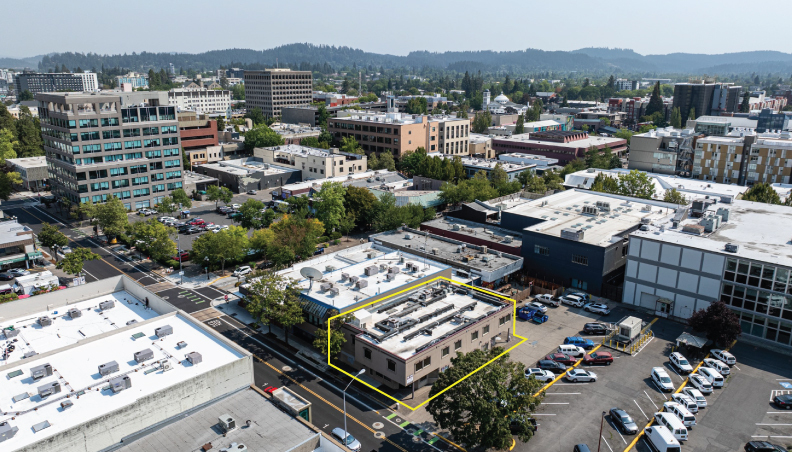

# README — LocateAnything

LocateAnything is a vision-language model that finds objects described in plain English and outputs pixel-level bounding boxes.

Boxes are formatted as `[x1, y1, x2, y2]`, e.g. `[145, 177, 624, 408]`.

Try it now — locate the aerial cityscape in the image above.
[2, 2, 792, 452]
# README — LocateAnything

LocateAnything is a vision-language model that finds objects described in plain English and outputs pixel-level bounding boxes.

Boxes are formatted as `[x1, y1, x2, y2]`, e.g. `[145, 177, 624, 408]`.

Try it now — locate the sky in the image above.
[4, 0, 791, 58]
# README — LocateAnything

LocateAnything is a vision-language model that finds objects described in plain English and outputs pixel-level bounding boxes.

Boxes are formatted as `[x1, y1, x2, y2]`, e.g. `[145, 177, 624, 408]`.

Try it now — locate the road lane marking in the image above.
[757, 423, 792, 425]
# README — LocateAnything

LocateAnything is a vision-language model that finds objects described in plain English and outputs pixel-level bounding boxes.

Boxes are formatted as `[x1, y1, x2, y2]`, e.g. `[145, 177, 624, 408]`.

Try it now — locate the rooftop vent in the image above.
[186, 352, 202, 365]
[639, 225, 650, 231]
[219, 414, 236, 433]
[640, 217, 651, 225]
[503, 235, 513, 243]
[404, 233, 413, 240]
[725, 243, 739, 253]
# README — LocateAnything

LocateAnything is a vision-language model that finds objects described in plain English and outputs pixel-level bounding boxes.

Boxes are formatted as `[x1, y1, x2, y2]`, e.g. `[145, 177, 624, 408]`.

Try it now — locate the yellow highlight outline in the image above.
[327, 276, 527, 411]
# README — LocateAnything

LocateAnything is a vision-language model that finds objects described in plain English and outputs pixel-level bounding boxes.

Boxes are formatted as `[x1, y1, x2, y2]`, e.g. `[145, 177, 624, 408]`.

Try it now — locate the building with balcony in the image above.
[628, 127, 702, 176]
[244, 69, 312, 118]
[38, 91, 184, 210]
[254, 144, 366, 180]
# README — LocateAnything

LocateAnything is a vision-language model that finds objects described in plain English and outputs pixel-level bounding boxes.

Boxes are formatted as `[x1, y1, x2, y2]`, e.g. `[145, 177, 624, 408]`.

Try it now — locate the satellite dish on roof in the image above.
[300, 267, 323, 292]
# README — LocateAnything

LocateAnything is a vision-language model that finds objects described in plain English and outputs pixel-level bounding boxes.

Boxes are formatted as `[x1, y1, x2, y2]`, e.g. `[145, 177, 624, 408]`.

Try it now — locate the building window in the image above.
[572, 254, 589, 266]
[535, 245, 549, 256]
[363, 348, 371, 360]
[415, 357, 430, 372]
[454, 340, 462, 350]
[442, 346, 449, 357]
[483, 325, 490, 336]
[471, 331, 479, 341]
[387, 359, 395, 372]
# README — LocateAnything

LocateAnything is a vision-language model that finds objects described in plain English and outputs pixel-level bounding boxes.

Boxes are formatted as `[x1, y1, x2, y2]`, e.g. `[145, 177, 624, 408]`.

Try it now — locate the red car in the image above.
[545, 353, 577, 365]
[263, 386, 278, 394]
[188, 218, 205, 226]
[583, 351, 613, 365]
[172, 251, 189, 262]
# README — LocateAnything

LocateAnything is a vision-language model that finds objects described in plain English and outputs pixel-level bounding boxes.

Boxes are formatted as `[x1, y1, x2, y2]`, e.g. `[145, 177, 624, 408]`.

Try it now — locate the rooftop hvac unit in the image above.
[320, 282, 332, 291]
[98, 361, 119, 376]
[431, 248, 439, 254]
[581, 205, 599, 216]
[68, 308, 81, 319]
[350, 276, 360, 284]
[405, 233, 413, 239]
[134, 349, 154, 363]
[482, 255, 491, 262]
[219, 414, 236, 433]
[642, 204, 653, 212]
[4, 328, 19, 338]
[386, 273, 396, 281]
[160, 359, 173, 372]
[110, 375, 131, 393]
[99, 300, 115, 311]
[502, 235, 513, 243]
[641, 217, 651, 224]
[367, 252, 377, 258]
[725, 243, 739, 253]
[38, 316, 52, 327]
[37, 382, 61, 398]
[155, 325, 173, 338]
[716, 207, 730, 222]
[682, 224, 705, 235]
[379, 263, 389, 271]
[325, 265, 336, 272]
[356, 279, 369, 289]
[481, 246, 488, 254]
[560, 228, 585, 242]
[341, 273, 350, 281]
[639, 225, 650, 231]
[389, 266, 400, 274]
[595, 201, 611, 212]
[23, 351, 37, 358]
[0, 421, 19, 443]
[220, 443, 248, 452]
[329, 287, 340, 296]
[364, 265, 378, 276]
[186, 352, 202, 365]
[452, 224, 461, 230]
[30, 363, 53, 380]
[60, 400, 73, 410]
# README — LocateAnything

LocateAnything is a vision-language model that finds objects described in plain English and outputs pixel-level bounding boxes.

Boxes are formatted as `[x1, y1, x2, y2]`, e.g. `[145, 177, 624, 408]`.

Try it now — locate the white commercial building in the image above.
[254, 144, 367, 180]
[168, 88, 232, 114]
[499, 152, 558, 167]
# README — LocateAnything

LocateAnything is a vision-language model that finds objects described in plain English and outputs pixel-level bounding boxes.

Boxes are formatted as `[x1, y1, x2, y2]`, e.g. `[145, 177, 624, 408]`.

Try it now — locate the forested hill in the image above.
[26, 43, 792, 75]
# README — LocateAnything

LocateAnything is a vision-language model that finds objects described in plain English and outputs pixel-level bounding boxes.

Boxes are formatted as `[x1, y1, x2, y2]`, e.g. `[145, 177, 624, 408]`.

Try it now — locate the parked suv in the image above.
[564, 336, 596, 350]
[669, 352, 694, 374]
[560, 294, 585, 307]
[651, 367, 674, 392]
[583, 323, 608, 335]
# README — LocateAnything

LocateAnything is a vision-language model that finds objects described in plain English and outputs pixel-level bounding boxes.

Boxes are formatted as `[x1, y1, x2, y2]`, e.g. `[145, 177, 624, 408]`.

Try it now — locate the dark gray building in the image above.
[38, 91, 184, 210]
[672, 82, 741, 118]
[757, 108, 791, 132]
[192, 158, 301, 193]
[15, 72, 99, 95]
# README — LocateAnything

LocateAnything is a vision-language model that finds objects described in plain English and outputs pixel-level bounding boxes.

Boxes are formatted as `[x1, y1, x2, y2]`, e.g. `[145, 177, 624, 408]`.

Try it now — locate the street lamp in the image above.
[597, 411, 606, 452]
[343, 369, 365, 448]
[205, 257, 209, 280]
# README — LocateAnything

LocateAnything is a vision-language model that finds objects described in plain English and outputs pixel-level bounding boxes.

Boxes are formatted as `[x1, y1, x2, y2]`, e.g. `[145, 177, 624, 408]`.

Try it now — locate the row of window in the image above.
[533, 244, 589, 266]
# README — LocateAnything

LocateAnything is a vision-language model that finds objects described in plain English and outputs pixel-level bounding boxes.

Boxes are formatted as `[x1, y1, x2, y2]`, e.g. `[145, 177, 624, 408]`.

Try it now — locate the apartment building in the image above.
[168, 88, 231, 114]
[115, 72, 149, 89]
[673, 82, 742, 117]
[628, 128, 702, 175]
[254, 144, 367, 180]
[177, 112, 219, 151]
[244, 68, 312, 117]
[15, 72, 99, 94]
[328, 111, 470, 159]
[693, 131, 792, 185]
[38, 91, 184, 210]
[615, 79, 639, 91]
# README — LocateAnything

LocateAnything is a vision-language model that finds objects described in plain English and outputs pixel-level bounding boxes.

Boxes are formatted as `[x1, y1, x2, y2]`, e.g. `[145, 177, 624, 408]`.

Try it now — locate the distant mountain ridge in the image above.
[6, 44, 791, 75]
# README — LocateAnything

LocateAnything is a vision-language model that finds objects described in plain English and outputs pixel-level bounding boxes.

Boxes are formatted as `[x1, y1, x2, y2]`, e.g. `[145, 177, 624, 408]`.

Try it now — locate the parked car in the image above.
[773, 394, 792, 410]
[583, 351, 613, 365]
[525, 367, 556, 383]
[233, 266, 252, 277]
[697, 367, 724, 388]
[669, 352, 694, 374]
[525, 301, 548, 313]
[0, 273, 15, 281]
[651, 367, 675, 392]
[583, 303, 610, 315]
[158, 216, 176, 223]
[570, 292, 591, 301]
[331, 428, 362, 452]
[565, 369, 597, 382]
[231, 203, 241, 209]
[247, 190, 257, 195]
[710, 349, 736, 366]
[609, 408, 638, 434]
[688, 373, 713, 394]
[560, 294, 585, 307]
[537, 359, 566, 374]
[7, 268, 30, 277]
[558, 344, 586, 358]
[583, 323, 608, 335]
[188, 218, 205, 226]
[257, 261, 275, 269]
[745, 441, 786, 452]
[313, 247, 326, 256]
[534, 293, 560, 307]
[263, 386, 278, 394]
[702, 358, 730, 375]
[172, 252, 189, 262]
[184, 226, 202, 235]
[564, 336, 596, 350]
[671, 392, 699, 413]
[573, 445, 591, 452]
[682, 387, 708, 408]
[60, 246, 73, 254]
[545, 353, 576, 366]
[218, 206, 231, 213]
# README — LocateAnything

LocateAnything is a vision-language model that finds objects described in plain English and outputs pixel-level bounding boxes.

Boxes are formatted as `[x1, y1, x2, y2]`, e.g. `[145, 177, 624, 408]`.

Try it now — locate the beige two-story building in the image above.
[254, 145, 367, 180]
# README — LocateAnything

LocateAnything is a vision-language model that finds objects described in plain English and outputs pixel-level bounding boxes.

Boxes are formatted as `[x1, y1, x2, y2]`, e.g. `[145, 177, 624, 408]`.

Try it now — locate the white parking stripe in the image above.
[532, 414, 556, 416]
[753, 436, 792, 438]
[542, 403, 570, 405]
[757, 424, 792, 426]
[545, 393, 581, 395]
[601, 436, 614, 452]
[607, 420, 627, 444]
[634, 400, 650, 420]
[767, 412, 792, 414]
[668, 366, 684, 381]
[734, 365, 742, 370]
[643, 391, 659, 410]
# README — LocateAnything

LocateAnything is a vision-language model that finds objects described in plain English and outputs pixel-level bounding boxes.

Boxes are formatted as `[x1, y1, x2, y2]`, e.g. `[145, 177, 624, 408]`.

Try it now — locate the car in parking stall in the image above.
[663, 401, 696, 427]
[560, 294, 585, 307]
[545, 353, 577, 366]
[682, 387, 708, 408]
[609, 407, 638, 434]
[583, 303, 610, 315]
[533, 293, 560, 307]
[558, 344, 586, 358]
[688, 373, 713, 394]
[773, 394, 792, 410]
[651, 367, 675, 392]
[671, 392, 699, 413]
[744, 441, 788, 452]
[172, 251, 189, 262]
[711, 349, 736, 366]
[703, 358, 730, 375]
[0, 273, 15, 281]
[583, 351, 613, 365]
[525, 301, 548, 313]
[570, 292, 591, 301]
[669, 352, 694, 374]
[525, 368, 556, 383]
[231, 203, 241, 209]
[519, 307, 548, 324]
[537, 359, 567, 374]
[564, 336, 596, 350]
[184, 226, 202, 235]
[583, 323, 608, 335]
[247, 190, 257, 195]
[697, 367, 725, 388]
[565, 369, 597, 382]
[233, 266, 252, 277]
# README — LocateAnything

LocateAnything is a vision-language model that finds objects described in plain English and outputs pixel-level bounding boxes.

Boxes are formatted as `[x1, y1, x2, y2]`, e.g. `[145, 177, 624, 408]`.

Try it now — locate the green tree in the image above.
[614, 128, 635, 145]
[191, 226, 249, 274]
[238, 198, 267, 229]
[663, 188, 688, 205]
[216, 117, 225, 132]
[338, 211, 355, 241]
[18, 91, 34, 101]
[742, 183, 782, 204]
[344, 186, 379, 230]
[219, 75, 229, 89]
[617, 169, 655, 199]
[314, 309, 354, 359]
[514, 114, 525, 134]
[38, 223, 69, 261]
[472, 111, 492, 133]
[57, 248, 100, 276]
[399, 148, 427, 176]
[406, 97, 428, 114]
[245, 107, 266, 125]
[14, 106, 44, 158]
[590, 173, 619, 194]
[740, 93, 751, 113]
[518, 170, 547, 194]
[270, 216, 325, 265]
[244, 125, 284, 151]
[300, 136, 330, 149]
[688, 107, 696, 120]
[560, 159, 588, 177]
[0, 105, 17, 135]
[374, 150, 396, 171]
[688, 301, 741, 348]
[171, 188, 192, 209]
[426, 348, 543, 450]
[128, 219, 177, 262]
[272, 292, 304, 346]
[0, 129, 18, 164]
[313, 182, 346, 232]
[645, 82, 664, 117]
[245, 271, 300, 333]
[84, 196, 129, 240]
[669, 107, 682, 129]
[207, 185, 233, 209]
[340, 136, 363, 154]
[488, 164, 509, 185]
[249, 228, 275, 258]
[317, 104, 330, 128]
[542, 169, 565, 192]
[231, 84, 245, 100]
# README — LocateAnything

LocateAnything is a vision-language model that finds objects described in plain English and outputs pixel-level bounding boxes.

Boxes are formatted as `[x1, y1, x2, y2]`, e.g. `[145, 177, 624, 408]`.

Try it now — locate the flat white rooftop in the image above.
[495, 134, 626, 148]
[0, 307, 243, 451]
[277, 243, 448, 311]
[632, 199, 792, 268]
[505, 189, 678, 246]
[0, 291, 157, 364]
[279, 170, 405, 193]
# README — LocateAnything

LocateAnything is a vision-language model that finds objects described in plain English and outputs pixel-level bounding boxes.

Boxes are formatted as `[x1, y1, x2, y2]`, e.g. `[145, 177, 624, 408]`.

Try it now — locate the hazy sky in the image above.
[4, 0, 791, 58]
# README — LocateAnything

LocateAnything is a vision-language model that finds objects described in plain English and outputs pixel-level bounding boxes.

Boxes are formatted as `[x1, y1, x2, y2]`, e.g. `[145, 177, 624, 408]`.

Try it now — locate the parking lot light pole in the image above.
[177, 233, 183, 285]
[344, 369, 365, 448]
[597, 411, 605, 452]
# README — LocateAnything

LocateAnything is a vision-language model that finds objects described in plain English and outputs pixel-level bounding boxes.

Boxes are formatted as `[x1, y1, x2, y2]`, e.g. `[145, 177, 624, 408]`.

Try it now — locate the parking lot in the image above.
[508, 296, 792, 452]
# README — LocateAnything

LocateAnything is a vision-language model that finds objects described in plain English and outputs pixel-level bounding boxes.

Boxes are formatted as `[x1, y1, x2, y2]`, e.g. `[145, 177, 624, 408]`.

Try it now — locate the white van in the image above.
[663, 401, 696, 427]
[558, 344, 586, 357]
[651, 367, 675, 392]
[703, 358, 730, 376]
[654, 412, 688, 441]
[697, 367, 725, 387]
[644, 425, 681, 452]
[671, 393, 699, 413]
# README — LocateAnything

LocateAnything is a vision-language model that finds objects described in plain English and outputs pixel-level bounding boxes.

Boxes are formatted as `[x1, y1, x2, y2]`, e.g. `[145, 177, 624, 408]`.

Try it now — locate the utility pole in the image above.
[597, 411, 606, 452]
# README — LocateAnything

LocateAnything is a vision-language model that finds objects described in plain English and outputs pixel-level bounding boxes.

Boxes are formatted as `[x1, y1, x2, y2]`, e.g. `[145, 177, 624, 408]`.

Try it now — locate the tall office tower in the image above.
[673, 82, 742, 118]
[38, 91, 184, 210]
[243, 68, 312, 117]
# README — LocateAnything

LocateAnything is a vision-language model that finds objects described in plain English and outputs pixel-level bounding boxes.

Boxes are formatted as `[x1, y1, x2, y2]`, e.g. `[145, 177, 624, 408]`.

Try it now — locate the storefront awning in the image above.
[0, 255, 28, 265]
[27, 251, 43, 259]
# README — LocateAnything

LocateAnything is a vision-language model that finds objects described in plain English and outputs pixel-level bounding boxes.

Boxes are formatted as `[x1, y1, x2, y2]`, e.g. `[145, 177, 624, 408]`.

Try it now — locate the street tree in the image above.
[38, 223, 68, 261]
[426, 348, 543, 450]
[313, 182, 346, 233]
[344, 186, 379, 230]
[14, 107, 44, 158]
[314, 309, 355, 359]
[617, 169, 655, 199]
[171, 188, 192, 209]
[688, 301, 741, 348]
[398, 148, 427, 176]
[238, 198, 267, 229]
[338, 212, 355, 241]
[245, 271, 301, 333]
[154, 196, 178, 217]
[57, 248, 100, 276]
[207, 185, 234, 209]
[0, 171, 22, 201]
[191, 226, 249, 274]
[85, 196, 129, 240]
[273, 296, 304, 346]
[663, 188, 688, 205]
[270, 216, 325, 264]
[249, 228, 275, 258]
[128, 219, 177, 262]
[542, 169, 565, 192]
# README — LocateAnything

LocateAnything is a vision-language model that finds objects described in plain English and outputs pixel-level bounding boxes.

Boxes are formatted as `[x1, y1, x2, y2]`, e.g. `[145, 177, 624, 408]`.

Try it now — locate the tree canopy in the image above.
[128, 219, 177, 262]
[57, 248, 100, 276]
[244, 125, 284, 151]
[313, 182, 346, 232]
[742, 183, 785, 205]
[688, 301, 741, 348]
